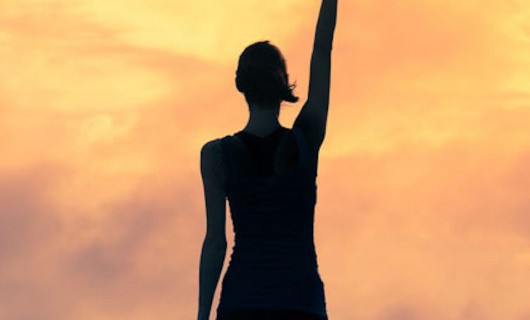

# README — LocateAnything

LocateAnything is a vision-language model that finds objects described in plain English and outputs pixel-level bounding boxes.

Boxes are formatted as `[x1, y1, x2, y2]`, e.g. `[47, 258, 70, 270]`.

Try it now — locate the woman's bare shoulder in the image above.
[201, 138, 227, 171]
[201, 138, 225, 162]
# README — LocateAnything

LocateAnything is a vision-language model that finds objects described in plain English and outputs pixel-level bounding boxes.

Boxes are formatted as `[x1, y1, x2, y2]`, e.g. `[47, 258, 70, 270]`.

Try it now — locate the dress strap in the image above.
[219, 135, 235, 198]
[292, 126, 310, 169]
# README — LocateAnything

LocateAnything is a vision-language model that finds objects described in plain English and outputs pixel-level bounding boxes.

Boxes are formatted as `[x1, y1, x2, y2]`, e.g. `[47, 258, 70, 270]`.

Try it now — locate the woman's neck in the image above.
[243, 105, 282, 136]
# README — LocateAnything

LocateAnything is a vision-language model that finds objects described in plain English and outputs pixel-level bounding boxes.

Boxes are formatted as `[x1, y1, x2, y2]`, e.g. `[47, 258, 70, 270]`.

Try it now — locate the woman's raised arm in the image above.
[293, 0, 338, 153]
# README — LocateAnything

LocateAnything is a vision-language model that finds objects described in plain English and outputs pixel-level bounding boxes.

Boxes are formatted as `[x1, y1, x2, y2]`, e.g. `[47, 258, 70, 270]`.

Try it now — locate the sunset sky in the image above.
[1, 0, 529, 319]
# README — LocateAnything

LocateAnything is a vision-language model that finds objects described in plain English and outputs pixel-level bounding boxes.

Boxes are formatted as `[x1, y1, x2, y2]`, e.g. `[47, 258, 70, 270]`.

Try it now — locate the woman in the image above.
[199, 1, 337, 319]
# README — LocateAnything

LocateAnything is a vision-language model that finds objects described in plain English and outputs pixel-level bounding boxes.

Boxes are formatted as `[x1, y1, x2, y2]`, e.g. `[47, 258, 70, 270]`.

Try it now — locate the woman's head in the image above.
[236, 41, 299, 107]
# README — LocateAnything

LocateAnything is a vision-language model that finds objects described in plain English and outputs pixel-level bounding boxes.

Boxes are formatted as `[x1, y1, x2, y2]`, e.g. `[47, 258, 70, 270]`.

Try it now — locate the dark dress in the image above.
[216, 125, 328, 320]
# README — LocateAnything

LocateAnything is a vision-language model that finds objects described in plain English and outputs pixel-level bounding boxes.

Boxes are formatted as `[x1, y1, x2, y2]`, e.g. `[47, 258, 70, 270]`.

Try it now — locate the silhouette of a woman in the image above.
[199, 1, 337, 319]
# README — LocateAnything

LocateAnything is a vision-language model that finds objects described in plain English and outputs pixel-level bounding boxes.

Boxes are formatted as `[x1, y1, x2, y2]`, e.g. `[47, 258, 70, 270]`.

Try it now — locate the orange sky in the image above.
[1, 1, 529, 319]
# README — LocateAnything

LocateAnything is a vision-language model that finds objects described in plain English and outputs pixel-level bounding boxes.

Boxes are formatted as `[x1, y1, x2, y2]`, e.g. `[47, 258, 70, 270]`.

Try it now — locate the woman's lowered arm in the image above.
[198, 141, 227, 320]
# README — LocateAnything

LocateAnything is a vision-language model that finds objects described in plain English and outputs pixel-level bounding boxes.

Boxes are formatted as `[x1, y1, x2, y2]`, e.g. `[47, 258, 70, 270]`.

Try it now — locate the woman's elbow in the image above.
[202, 236, 227, 250]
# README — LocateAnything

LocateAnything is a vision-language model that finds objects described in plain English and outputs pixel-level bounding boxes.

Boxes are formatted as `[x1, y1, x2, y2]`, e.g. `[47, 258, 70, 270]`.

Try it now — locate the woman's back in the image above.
[234, 126, 295, 177]
[216, 125, 327, 319]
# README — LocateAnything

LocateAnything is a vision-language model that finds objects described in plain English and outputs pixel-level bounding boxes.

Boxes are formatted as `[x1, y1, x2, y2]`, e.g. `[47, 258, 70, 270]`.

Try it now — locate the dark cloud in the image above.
[0, 163, 63, 262]
[378, 303, 420, 320]
[0, 160, 201, 319]
[56, 176, 202, 316]
[0, 163, 71, 320]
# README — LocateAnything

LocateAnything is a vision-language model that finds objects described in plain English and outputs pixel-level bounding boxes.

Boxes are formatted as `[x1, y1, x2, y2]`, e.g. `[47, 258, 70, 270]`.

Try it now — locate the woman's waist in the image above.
[231, 237, 316, 256]
[228, 248, 318, 270]
[224, 260, 322, 282]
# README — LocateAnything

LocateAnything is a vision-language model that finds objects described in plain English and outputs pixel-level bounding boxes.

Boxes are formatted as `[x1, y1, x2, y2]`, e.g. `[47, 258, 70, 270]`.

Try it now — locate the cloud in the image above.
[0, 163, 69, 320]
[0, 163, 63, 262]
[0, 161, 204, 319]
[377, 303, 420, 320]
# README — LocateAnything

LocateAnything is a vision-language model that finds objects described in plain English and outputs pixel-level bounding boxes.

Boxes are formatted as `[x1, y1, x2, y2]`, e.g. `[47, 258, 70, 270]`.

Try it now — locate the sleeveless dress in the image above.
[216, 125, 328, 320]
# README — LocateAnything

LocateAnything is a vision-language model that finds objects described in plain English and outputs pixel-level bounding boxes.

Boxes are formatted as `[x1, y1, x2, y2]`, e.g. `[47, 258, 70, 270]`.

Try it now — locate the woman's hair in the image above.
[236, 41, 299, 106]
